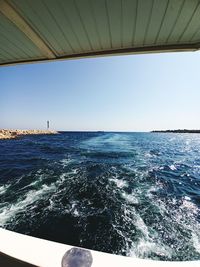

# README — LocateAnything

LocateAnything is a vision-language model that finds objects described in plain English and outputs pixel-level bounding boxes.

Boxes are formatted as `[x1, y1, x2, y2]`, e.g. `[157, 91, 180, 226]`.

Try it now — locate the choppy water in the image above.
[0, 132, 200, 260]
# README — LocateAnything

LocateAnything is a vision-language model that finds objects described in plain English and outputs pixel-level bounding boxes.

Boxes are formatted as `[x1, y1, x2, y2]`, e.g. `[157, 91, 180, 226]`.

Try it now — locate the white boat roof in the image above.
[1, 0, 200, 66]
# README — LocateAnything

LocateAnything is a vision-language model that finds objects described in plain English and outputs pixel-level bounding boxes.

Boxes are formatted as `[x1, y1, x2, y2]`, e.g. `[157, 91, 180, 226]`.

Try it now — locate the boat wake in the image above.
[0, 132, 200, 260]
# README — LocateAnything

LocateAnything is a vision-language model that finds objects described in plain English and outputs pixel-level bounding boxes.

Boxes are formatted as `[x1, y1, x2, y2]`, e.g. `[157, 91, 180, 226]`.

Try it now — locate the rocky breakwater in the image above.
[0, 129, 58, 140]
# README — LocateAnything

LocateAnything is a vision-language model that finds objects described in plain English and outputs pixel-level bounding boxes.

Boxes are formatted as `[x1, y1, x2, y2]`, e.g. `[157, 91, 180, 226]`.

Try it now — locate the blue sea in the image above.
[0, 132, 200, 261]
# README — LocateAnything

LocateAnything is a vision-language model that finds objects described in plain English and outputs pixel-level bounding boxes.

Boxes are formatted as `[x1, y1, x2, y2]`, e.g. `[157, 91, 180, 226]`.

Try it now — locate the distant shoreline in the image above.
[0, 129, 58, 140]
[151, 130, 200, 133]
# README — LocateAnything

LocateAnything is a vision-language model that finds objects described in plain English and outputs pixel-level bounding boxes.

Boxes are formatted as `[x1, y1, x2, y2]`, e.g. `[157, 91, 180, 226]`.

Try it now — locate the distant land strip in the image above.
[151, 130, 200, 133]
[0, 129, 58, 140]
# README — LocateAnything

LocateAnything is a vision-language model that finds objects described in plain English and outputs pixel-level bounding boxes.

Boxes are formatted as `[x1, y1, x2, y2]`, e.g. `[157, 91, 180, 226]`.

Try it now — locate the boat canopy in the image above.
[1, 0, 200, 66]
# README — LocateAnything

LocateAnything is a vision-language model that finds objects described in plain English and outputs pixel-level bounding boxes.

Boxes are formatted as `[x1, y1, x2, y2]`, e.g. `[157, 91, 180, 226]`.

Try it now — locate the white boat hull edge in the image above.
[0, 228, 199, 267]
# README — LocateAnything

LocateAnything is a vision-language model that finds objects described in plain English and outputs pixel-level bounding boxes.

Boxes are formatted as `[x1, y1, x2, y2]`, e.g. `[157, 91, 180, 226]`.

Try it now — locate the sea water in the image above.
[0, 132, 200, 260]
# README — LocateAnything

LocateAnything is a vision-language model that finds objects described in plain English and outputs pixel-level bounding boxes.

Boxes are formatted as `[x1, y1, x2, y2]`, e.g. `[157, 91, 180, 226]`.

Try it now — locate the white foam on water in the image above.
[60, 158, 73, 166]
[48, 199, 55, 211]
[184, 196, 191, 201]
[20, 174, 44, 190]
[134, 213, 149, 238]
[57, 169, 78, 184]
[149, 194, 200, 259]
[121, 192, 139, 204]
[110, 177, 128, 189]
[130, 239, 172, 259]
[186, 140, 191, 146]
[147, 181, 163, 197]
[180, 198, 198, 215]
[71, 201, 80, 217]
[114, 174, 174, 259]
[0, 184, 9, 195]
[0, 183, 56, 227]
[122, 180, 200, 260]
[13, 169, 46, 190]
[169, 164, 176, 170]
[144, 152, 152, 158]
[177, 198, 200, 255]
[192, 233, 200, 253]
[127, 206, 172, 259]
[59, 173, 67, 182]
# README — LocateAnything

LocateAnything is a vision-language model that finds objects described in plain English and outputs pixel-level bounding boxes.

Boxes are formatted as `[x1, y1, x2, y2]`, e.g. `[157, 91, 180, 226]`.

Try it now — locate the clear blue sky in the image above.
[0, 51, 200, 131]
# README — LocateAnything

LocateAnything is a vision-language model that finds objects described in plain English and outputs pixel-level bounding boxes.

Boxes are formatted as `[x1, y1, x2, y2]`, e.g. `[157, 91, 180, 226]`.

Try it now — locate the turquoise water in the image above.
[0, 132, 200, 260]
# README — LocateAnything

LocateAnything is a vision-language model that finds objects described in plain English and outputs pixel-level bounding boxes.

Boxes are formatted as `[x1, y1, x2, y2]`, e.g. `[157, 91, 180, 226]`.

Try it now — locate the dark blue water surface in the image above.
[0, 132, 200, 260]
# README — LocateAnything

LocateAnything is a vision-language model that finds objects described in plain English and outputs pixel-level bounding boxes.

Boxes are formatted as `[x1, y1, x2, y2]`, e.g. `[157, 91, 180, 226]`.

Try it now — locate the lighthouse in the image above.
[47, 120, 49, 130]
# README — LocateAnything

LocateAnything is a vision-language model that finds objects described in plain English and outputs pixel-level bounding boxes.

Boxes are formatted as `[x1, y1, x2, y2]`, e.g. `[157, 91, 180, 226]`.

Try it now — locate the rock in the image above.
[0, 129, 58, 140]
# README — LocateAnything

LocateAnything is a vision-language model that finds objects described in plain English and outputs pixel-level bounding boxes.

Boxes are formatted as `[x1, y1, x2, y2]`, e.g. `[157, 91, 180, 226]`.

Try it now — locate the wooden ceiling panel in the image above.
[0, 0, 200, 66]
